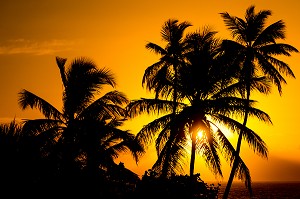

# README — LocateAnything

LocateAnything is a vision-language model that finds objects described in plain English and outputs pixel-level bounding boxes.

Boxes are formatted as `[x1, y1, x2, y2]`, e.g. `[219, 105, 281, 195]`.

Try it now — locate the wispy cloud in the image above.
[0, 39, 76, 55]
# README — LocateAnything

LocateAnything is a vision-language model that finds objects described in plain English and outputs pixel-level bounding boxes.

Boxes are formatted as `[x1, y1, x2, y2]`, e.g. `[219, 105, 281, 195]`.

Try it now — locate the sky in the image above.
[0, 0, 300, 183]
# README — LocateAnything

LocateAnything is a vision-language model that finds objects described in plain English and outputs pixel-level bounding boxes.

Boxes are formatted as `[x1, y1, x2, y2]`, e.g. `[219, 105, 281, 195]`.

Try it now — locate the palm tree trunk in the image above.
[222, 86, 251, 199]
[222, 128, 243, 198]
[189, 125, 197, 198]
[189, 129, 197, 177]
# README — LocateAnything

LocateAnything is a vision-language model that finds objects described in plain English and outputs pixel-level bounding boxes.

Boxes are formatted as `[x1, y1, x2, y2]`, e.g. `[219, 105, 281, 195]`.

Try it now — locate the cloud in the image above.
[0, 39, 76, 55]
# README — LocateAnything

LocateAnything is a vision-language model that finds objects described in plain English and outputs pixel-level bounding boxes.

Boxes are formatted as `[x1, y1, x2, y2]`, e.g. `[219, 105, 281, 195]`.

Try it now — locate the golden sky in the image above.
[0, 0, 300, 182]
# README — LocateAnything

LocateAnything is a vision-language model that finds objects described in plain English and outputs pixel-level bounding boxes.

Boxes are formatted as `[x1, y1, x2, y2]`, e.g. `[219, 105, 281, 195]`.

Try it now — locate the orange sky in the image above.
[0, 0, 300, 183]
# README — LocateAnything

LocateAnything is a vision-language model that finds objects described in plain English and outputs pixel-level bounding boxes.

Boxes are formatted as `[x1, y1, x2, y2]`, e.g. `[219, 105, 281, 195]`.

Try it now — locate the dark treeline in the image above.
[0, 5, 298, 199]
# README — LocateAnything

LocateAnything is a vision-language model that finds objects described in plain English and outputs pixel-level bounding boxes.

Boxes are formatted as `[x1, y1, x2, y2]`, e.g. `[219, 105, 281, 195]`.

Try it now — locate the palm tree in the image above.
[181, 27, 239, 178]
[18, 56, 143, 195]
[220, 5, 299, 198]
[143, 18, 192, 100]
[142, 18, 192, 177]
[127, 27, 271, 186]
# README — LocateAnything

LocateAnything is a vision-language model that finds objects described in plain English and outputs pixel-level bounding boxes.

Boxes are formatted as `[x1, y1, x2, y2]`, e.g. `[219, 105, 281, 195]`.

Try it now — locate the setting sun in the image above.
[197, 130, 204, 140]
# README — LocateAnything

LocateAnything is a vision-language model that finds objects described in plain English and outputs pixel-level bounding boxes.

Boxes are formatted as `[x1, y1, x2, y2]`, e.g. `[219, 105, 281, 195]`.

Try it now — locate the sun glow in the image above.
[197, 130, 204, 139]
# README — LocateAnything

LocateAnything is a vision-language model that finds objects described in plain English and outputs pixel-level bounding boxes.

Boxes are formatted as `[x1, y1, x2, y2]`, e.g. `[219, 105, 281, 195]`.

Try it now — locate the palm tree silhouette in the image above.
[220, 5, 299, 199]
[128, 24, 272, 189]
[142, 18, 192, 177]
[143, 18, 191, 101]
[18, 56, 143, 196]
[181, 27, 249, 178]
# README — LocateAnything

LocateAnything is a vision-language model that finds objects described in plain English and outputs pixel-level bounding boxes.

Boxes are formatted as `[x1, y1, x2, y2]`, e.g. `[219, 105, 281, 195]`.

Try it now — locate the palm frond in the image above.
[78, 91, 128, 120]
[155, 113, 188, 156]
[63, 58, 116, 115]
[108, 128, 145, 163]
[267, 55, 296, 78]
[126, 98, 175, 117]
[246, 106, 272, 124]
[259, 43, 299, 57]
[254, 20, 286, 46]
[214, 127, 236, 163]
[56, 56, 68, 88]
[18, 89, 63, 120]
[214, 127, 253, 194]
[21, 118, 64, 136]
[249, 76, 272, 95]
[241, 129, 268, 158]
[256, 54, 287, 95]
[235, 156, 253, 195]
[160, 19, 192, 43]
[152, 134, 187, 177]
[145, 42, 167, 55]
[142, 60, 165, 87]
[199, 130, 222, 177]
[212, 113, 269, 158]
[136, 114, 172, 149]
[220, 12, 245, 43]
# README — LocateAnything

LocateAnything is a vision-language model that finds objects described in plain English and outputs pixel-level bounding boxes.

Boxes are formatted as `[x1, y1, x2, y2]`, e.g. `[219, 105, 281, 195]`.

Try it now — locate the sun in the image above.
[196, 130, 204, 139]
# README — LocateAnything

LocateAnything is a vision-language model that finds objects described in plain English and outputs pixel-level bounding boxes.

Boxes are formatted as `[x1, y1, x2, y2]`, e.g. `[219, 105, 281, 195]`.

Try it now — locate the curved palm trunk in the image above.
[222, 85, 252, 199]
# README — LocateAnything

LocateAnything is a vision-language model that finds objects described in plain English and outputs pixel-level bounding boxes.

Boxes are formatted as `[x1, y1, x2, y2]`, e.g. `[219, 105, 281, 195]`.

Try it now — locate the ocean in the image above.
[216, 181, 300, 199]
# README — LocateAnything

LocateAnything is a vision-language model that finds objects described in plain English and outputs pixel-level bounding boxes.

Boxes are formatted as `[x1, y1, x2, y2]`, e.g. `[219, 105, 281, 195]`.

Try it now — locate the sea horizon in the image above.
[214, 181, 300, 199]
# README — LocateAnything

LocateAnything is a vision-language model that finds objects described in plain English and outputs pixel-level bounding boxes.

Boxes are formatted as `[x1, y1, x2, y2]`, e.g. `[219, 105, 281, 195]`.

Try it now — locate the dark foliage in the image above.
[133, 169, 220, 199]
[0, 120, 219, 198]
